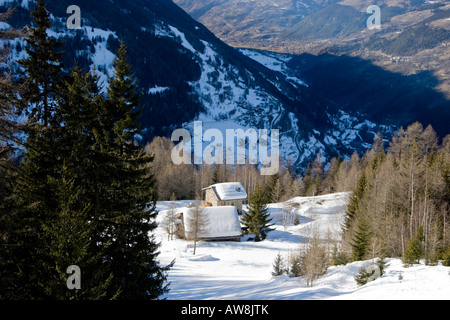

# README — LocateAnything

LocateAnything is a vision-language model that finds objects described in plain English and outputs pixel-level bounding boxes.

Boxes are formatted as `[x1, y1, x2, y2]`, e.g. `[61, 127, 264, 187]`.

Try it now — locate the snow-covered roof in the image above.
[204, 182, 247, 201]
[183, 206, 242, 239]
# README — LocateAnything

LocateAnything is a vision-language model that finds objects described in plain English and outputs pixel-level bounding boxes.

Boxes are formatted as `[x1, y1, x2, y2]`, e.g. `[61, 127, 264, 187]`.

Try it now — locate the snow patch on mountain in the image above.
[239, 48, 308, 87]
[148, 86, 170, 95]
[157, 23, 303, 165]
[2, 9, 119, 90]
[0, 0, 34, 8]
[156, 25, 397, 167]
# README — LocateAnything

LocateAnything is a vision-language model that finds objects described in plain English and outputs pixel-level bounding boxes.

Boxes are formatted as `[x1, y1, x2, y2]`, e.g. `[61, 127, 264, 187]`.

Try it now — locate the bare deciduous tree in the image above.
[163, 192, 178, 241]
[185, 195, 209, 255]
[282, 204, 296, 231]
[301, 234, 329, 287]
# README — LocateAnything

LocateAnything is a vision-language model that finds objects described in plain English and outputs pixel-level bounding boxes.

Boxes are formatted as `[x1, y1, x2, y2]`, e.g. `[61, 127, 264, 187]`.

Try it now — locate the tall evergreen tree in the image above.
[242, 184, 274, 241]
[272, 252, 286, 276]
[351, 214, 372, 261]
[18, 0, 64, 128]
[0, 8, 26, 299]
[211, 165, 220, 185]
[3, 0, 66, 299]
[403, 225, 425, 265]
[93, 43, 171, 299]
[345, 171, 367, 230]
[44, 66, 114, 299]
[3, 2, 171, 299]
[103, 41, 142, 155]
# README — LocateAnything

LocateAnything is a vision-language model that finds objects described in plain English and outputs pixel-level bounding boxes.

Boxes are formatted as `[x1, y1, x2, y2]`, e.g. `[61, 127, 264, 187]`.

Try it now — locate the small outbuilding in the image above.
[181, 205, 242, 242]
[203, 182, 247, 214]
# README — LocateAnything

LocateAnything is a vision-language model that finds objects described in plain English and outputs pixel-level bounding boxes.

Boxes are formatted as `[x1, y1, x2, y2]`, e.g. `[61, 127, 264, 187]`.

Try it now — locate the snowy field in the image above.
[155, 193, 450, 300]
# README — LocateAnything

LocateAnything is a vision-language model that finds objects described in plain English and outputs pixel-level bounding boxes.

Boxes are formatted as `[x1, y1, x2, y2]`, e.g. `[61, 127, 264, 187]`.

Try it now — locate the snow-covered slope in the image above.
[155, 193, 450, 300]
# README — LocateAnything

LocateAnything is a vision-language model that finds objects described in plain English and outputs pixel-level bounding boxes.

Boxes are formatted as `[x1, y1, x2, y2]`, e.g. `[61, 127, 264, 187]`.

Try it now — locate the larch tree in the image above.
[164, 192, 178, 241]
[185, 195, 209, 255]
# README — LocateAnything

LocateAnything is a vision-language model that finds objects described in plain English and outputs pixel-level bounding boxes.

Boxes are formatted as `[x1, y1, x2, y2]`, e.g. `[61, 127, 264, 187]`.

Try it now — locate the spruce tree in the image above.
[211, 165, 220, 184]
[242, 184, 274, 241]
[345, 171, 367, 230]
[46, 164, 111, 299]
[18, 0, 64, 128]
[0, 8, 22, 148]
[403, 225, 425, 265]
[0, 8, 24, 298]
[45, 66, 114, 299]
[103, 41, 142, 155]
[354, 265, 372, 287]
[6, 0, 66, 298]
[302, 164, 314, 196]
[350, 214, 372, 261]
[94, 43, 171, 299]
[3, 2, 171, 299]
[272, 252, 286, 276]
[1, 0, 174, 300]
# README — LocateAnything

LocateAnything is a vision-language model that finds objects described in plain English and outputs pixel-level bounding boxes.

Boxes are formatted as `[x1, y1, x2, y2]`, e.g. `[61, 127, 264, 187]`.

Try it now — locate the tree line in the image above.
[340, 122, 450, 266]
[0, 1, 171, 299]
[270, 122, 450, 286]
[144, 135, 362, 203]
[147, 122, 450, 268]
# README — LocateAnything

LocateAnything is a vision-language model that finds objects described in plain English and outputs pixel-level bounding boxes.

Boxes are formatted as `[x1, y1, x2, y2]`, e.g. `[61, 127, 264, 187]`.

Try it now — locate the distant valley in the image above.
[174, 0, 450, 101]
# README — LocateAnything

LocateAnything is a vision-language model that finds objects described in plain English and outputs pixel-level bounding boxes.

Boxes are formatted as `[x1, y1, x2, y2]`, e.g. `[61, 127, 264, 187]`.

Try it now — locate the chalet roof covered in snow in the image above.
[183, 206, 242, 240]
[203, 182, 247, 201]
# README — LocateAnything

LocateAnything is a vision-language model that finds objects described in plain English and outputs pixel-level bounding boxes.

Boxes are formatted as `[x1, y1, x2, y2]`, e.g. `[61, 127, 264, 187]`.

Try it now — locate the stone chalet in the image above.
[202, 182, 248, 214]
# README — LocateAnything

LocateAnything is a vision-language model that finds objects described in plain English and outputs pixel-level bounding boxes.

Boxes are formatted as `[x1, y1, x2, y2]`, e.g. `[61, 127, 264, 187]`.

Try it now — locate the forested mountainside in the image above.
[1, 0, 403, 170]
[175, 0, 450, 139]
